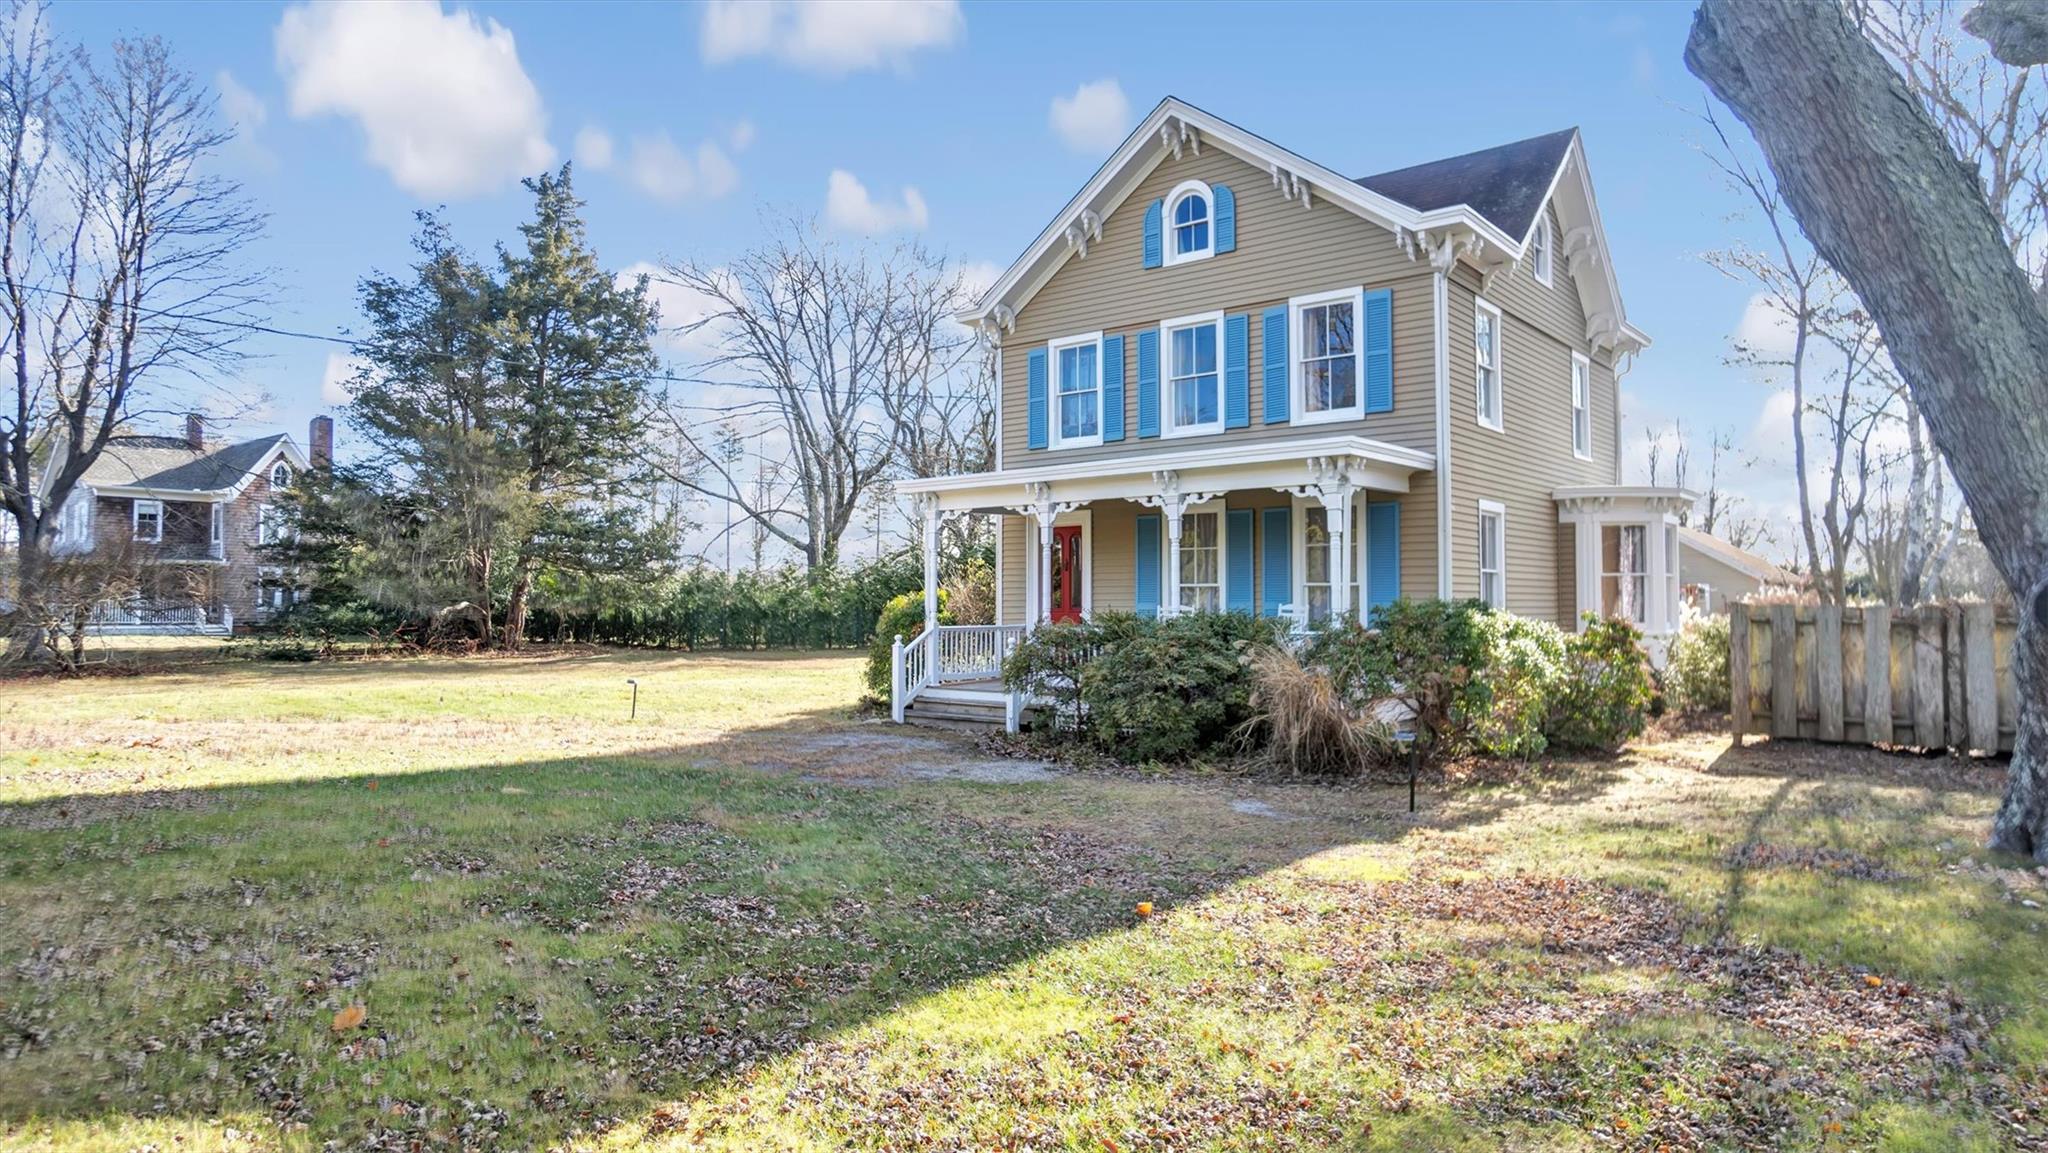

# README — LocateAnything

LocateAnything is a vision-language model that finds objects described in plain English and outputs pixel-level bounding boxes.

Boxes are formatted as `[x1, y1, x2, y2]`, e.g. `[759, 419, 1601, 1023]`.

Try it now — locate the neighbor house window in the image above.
[56, 489, 92, 549]
[1178, 508, 1221, 612]
[1164, 180, 1212, 265]
[1601, 524, 1647, 624]
[258, 504, 284, 546]
[1478, 501, 1506, 609]
[270, 461, 292, 489]
[1529, 215, 1554, 286]
[1475, 297, 1503, 430]
[210, 504, 224, 554]
[1161, 311, 1221, 436]
[1301, 505, 1332, 624]
[1292, 286, 1364, 424]
[132, 499, 162, 543]
[1571, 352, 1592, 460]
[1049, 333, 1102, 449]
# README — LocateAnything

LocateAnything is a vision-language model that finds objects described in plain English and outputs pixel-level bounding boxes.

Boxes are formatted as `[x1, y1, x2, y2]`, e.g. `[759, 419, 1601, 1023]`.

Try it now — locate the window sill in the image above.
[1572, 448, 1594, 463]
[1161, 421, 1224, 440]
[1161, 247, 1214, 269]
[1476, 415, 1506, 434]
[1296, 406, 1364, 427]
[1045, 436, 1103, 452]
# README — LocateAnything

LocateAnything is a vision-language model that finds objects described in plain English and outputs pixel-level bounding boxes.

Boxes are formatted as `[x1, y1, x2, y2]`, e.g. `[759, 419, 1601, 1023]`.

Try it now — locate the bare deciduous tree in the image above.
[0, 10, 265, 662]
[1686, 0, 2048, 855]
[651, 220, 979, 570]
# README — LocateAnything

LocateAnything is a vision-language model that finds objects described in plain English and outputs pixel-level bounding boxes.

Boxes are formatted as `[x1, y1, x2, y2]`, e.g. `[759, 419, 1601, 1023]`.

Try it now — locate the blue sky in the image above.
[56, 0, 1796, 555]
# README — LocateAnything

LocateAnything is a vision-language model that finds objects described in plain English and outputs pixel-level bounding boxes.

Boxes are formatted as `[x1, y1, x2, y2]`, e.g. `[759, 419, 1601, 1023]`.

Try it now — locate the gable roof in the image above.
[1678, 525, 1802, 586]
[1356, 128, 1577, 244]
[74, 434, 303, 496]
[964, 98, 1645, 353]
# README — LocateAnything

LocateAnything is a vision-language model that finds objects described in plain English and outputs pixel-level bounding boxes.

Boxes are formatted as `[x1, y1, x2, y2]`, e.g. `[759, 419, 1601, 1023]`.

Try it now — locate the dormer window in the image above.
[1529, 215, 1554, 286]
[270, 461, 293, 489]
[1163, 180, 1213, 266]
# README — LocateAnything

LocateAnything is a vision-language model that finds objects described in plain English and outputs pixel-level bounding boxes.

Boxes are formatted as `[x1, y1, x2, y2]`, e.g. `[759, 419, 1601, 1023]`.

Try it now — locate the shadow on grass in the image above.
[0, 702, 1631, 1148]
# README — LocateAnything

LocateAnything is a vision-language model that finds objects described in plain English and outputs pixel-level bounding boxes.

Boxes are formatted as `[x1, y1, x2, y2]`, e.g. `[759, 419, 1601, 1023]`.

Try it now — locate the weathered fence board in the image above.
[1730, 601, 2014, 754]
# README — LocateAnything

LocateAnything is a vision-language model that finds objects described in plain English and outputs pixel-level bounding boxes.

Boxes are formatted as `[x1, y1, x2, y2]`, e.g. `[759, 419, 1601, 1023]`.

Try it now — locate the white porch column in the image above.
[1291, 455, 1359, 620]
[917, 495, 941, 633]
[1138, 470, 1217, 618]
[1646, 516, 1671, 636]
[1011, 482, 1075, 629]
[1574, 515, 1601, 629]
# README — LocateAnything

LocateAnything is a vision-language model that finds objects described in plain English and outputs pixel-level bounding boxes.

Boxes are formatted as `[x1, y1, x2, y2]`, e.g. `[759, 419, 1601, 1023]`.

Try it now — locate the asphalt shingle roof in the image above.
[1355, 128, 1577, 242]
[78, 434, 289, 492]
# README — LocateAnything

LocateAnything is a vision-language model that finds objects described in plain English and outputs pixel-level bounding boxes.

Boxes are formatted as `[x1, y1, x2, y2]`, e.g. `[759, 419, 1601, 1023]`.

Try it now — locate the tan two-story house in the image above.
[892, 99, 1690, 726]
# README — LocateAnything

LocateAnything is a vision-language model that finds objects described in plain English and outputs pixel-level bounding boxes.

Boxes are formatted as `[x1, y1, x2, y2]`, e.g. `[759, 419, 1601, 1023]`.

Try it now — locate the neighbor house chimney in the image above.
[185, 413, 205, 450]
[309, 415, 333, 468]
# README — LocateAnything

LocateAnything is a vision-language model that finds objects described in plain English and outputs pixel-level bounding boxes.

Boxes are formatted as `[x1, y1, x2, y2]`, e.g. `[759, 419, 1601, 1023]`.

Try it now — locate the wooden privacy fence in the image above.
[1729, 602, 2018, 754]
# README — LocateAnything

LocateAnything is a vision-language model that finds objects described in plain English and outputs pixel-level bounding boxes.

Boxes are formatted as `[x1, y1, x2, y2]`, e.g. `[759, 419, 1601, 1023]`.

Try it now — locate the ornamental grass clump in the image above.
[1243, 645, 1379, 776]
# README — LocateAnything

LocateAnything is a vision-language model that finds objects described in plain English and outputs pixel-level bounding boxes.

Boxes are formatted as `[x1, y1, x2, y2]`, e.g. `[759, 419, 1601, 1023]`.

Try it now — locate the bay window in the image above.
[1601, 524, 1648, 624]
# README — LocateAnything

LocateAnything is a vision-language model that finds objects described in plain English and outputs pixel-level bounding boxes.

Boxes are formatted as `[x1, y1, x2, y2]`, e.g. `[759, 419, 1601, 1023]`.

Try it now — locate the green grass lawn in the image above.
[0, 645, 2042, 1151]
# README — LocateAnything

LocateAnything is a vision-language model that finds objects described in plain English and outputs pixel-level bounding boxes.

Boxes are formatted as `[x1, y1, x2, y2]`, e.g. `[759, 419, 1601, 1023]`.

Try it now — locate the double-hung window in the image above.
[1529, 216, 1554, 286]
[1478, 501, 1506, 610]
[1475, 297, 1503, 430]
[210, 504, 225, 557]
[1601, 524, 1648, 624]
[1049, 333, 1102, 449]
[1161, 312, 1221, 437]
[258, 504, 285, 547]
[1164, 180, 1212, 265]
[1292, 286, 1364, 424]
[132, 499, 162, 543]
[1178, 508, 1222, 612]
[1570, 352, 1592, 460]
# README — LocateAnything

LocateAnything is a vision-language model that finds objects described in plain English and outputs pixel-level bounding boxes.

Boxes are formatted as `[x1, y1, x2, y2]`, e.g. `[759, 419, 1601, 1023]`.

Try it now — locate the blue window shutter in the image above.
[1260, 506, 1292, 617]
[1364, 287, 1393, 413]
[1134, 513, 1162, 618]
[1213, 184, 1236, 254]
[1261, 305, 1289, 424]
[1142, 199, 1163, 269]
[1027, 348, 1048, 450]
[1101, 334, 1125, 442]
[1367, 500, 1402, 616]
[1226, 508, 1254, 612]
[1136, 328, 1160, 438]
[1223, 313, 1250, 429]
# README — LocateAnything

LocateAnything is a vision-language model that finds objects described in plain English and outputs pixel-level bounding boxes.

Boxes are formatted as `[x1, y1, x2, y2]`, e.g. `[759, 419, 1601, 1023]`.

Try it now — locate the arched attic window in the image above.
[1164, 180, 1213, 266]
[270, 461, 293, 489]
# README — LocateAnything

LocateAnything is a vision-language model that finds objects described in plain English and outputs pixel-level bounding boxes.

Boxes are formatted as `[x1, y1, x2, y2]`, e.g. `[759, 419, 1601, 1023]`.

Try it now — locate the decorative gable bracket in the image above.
[1268, 164, 1313, 210]
[1159, 117, 1201, 160]
[1063, 208, 1104, 257]
[1397, 228, 1488, 276]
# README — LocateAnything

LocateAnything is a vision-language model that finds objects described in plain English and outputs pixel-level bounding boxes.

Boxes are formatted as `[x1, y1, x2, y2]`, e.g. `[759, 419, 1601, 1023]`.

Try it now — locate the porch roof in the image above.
[899, 433, 1434, 513]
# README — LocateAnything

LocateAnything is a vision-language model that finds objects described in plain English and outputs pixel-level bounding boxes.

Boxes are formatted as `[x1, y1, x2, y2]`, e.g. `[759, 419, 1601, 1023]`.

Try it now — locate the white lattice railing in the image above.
[890, 629, 934, 723]
[932, 624, 1024, 685]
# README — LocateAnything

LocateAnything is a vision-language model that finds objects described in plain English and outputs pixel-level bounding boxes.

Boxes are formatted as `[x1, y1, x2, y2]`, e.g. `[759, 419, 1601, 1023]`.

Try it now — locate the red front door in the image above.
[1051, 524, 1084, 622]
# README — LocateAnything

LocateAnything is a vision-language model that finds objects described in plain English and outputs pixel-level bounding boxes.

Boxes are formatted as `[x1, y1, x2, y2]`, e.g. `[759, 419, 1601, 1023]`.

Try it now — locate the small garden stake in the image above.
[626, 678, 638, 721]
[1398, 729, 1419, 813]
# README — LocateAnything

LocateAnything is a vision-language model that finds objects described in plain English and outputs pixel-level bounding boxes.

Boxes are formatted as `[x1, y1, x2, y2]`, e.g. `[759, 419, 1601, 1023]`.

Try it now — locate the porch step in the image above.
[903, 697, 1009, 731]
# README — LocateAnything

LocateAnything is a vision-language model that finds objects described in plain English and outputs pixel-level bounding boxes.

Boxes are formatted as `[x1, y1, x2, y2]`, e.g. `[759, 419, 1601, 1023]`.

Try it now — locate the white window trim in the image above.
[1474, 296, 1504, 433]
[270, 461, 292, 489]
[209, 503, 225, 550]
[132, 499, 163, 543]
[1570, 351, 1593, 461]
[1530, 216, 1554, 287]
[1161, 179, 1215, 268]
[1477, 499, 1507, 610]
[1290, 285, 1367, 427]
[1175, 498, 1228, 613]
[1158, 309, 1226, 440]
[1046, 330, 1105, 451]
[1291, 497, 1336, 625]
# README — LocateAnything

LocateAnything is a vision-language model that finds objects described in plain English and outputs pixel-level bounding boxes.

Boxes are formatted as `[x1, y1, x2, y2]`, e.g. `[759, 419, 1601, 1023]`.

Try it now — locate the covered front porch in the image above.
[890, 435, 1434, 727]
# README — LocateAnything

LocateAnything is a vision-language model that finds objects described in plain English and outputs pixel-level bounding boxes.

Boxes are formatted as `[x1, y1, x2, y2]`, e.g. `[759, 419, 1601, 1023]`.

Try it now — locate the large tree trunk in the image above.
[501, 559, 537, 650]
[1686, 0, 2048, 858]
[4, 536, 54, 665]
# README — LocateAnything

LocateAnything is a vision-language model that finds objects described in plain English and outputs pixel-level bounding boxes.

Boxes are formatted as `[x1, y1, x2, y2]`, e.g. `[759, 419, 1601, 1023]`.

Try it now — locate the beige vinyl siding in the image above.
[1445, 239, 1617, 628]
[998, 515, 1025, 625]
[1000, 147, 1438, 469]
[1556, 524, 1578, 627]
[1091, 501, 1140, 610]
[1396, 475, 1440, 602]
[1678, 543, 1767, 610]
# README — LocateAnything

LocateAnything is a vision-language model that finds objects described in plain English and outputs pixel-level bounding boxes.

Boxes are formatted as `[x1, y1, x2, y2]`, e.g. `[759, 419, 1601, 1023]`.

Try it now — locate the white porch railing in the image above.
[932, 623, 1024, 684]
[891, 624, 1026, 726]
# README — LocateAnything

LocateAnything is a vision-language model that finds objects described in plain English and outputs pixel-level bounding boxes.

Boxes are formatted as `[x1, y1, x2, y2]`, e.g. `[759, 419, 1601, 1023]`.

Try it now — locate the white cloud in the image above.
[624, 260, 731, 362]
[215, 70, 274, 170]
[729, 119, 757, 152]
[275, 0, 554, 198]
[1049, 78, 1131, 154]
[825, 169, 928, 234]
[700, 0, 962, 75]
[319, 352, 367, 405]
[574, 125, 614, 171]
[1732, 291, 1798, 361]
[955, 259, 1002, 301]
[627, 133, 740, 204]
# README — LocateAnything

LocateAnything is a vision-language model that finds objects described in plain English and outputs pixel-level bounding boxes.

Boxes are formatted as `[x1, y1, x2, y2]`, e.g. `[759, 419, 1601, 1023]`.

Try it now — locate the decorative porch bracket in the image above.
[1136, 469, 1219, 615]
[1005, 482, 1080, 627]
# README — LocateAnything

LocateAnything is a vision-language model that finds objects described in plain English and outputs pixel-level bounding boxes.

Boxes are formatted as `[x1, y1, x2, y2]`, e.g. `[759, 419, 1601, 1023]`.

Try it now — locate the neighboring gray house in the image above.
[1677, 525, 1801, 614]
[42, 414, 330, 632]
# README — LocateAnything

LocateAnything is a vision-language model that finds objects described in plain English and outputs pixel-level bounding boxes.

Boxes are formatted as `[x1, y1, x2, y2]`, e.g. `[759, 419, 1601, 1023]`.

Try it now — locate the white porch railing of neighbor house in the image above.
[890, 624, 1026, 724]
